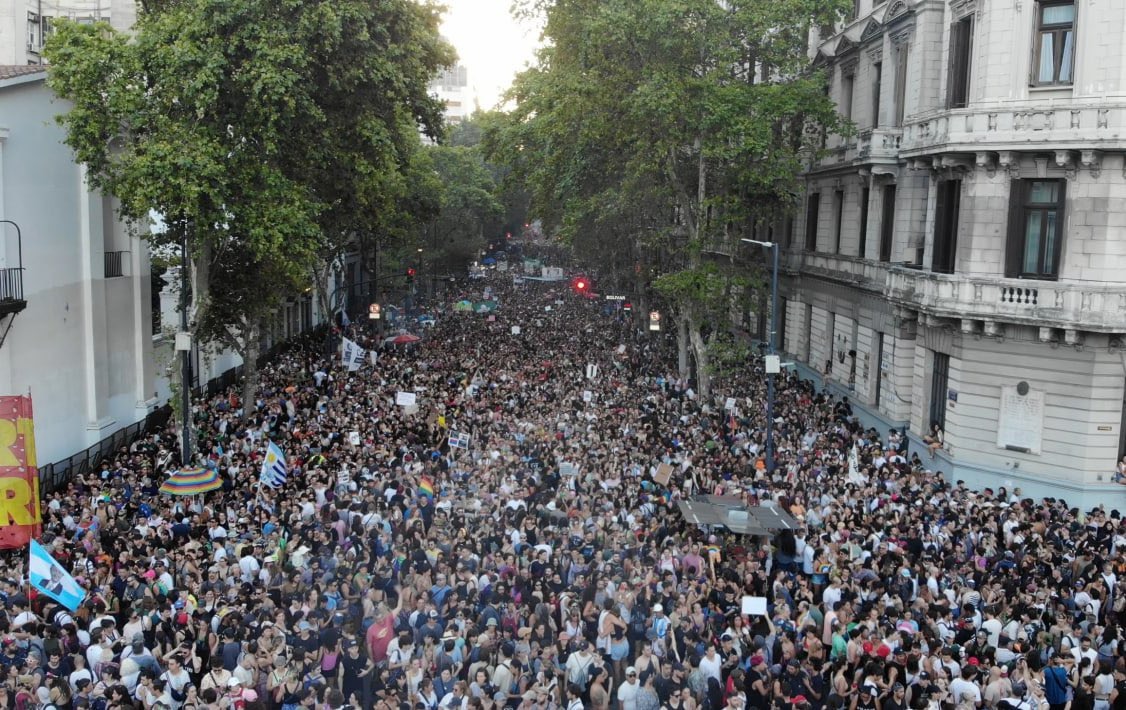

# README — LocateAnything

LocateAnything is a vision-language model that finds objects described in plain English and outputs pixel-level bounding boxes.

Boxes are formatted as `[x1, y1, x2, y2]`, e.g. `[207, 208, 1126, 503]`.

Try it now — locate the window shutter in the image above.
[1051, 180, 1067, 276]
[1004, 179, 1024, 277]
[934, 181, 949, 271]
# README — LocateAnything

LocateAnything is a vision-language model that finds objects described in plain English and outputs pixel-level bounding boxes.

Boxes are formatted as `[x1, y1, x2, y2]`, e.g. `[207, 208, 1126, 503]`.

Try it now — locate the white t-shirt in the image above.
[616, 679, 640, 710]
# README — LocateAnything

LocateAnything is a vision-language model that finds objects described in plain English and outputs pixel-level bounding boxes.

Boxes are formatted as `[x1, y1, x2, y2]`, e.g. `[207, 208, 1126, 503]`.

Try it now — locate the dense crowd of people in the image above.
[2, 270, 1125, 710]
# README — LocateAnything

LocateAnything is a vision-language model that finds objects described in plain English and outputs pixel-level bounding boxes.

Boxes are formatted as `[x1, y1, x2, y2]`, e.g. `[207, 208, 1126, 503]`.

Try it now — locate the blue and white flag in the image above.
[448, 431, 471, 450]
[260, 441, 288, 489]
[341, 337, 365, 372]
[29, 540, 84, 612]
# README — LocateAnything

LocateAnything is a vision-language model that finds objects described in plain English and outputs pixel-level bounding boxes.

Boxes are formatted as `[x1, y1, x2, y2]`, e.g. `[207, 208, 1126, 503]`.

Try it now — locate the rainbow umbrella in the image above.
[159, 466, 222, 496]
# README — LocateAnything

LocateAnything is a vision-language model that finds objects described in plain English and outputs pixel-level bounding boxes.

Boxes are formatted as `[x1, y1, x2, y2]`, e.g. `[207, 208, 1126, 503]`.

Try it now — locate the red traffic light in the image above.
[407, 268, 416, 277]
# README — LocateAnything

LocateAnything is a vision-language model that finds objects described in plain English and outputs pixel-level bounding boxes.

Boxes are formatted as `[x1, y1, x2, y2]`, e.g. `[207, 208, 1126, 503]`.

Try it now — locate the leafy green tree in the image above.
[45, 0, 453, 422]
[420, 143, 504, 281]
[490, 0, 847, 397]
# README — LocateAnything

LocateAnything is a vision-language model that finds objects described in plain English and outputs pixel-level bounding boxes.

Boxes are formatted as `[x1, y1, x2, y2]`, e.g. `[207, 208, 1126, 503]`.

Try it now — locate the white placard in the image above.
[996, 385, 1044, 454]
[617, 345, 626, 354]
[511, 326, 521, 335]
[741, 596, 767, 616]
[395, 392, 417, 407]
[559, 462, 579, 477]
[555, 299, 564, 305]
[582, 390, 593, 403]
[369, 350, 379, 366]
[724, 397, 736, 411]
[545, 306, 552, 312]
[348, 431, 361, 446]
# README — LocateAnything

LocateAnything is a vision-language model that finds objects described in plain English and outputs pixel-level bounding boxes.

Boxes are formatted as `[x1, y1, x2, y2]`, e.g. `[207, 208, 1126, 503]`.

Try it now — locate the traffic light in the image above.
[570, 276, 590, 295]
[406, 267, 416, 285]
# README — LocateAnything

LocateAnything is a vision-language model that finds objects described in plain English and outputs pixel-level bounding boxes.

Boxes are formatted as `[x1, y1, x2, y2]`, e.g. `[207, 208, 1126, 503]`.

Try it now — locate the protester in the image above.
[2, 266, 1124, 710]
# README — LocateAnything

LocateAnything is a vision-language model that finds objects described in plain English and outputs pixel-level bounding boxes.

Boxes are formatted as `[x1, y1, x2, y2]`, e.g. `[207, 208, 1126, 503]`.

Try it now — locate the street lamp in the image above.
[742, 238, 780, 475]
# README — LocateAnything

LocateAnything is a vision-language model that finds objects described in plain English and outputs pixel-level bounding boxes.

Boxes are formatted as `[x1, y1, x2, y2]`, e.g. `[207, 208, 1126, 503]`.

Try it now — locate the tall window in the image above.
[893, 44, 909, 125]
[805, 193, 821, 251]
[872, 62, 882, 128]
[1006, 179, 1066, 279]
[946, 15, 974, 108]
[929, 352, 949, 433]
[858, 187, 871, 258]
[932, 179, 961, 273]
[879, 184, 896, 262]
[1032, 1, 1075, 86]
[841, 72, 855, 121]
[833, 190, 845, 253]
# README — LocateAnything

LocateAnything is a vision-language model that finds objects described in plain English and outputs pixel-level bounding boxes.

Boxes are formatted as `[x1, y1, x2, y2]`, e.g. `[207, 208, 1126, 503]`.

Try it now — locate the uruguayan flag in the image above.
[260, 441, 288, 488]
[29, 540, 84, 612]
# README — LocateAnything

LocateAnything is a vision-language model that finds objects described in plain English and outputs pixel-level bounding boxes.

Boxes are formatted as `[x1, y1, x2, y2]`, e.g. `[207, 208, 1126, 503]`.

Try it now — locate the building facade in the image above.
[429, 62, 472, 126]
[0, 66, 157, 465]
[0, 0, 136, 65]
[782, 0, 1126, 506]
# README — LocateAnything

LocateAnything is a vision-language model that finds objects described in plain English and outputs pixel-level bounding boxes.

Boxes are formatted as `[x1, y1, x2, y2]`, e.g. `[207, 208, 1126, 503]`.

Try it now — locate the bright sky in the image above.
[439, 0, 544, 111]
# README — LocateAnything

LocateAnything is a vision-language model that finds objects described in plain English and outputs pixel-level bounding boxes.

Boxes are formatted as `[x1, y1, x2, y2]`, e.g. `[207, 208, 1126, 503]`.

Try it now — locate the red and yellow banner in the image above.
[0, 396, 41, 549]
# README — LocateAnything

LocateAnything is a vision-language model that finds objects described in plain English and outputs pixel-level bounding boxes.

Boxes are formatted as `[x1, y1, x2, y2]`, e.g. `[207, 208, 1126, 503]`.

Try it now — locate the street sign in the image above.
[649, 311, 661, 331]
[605, 295, 625, 301]
[368, 303, 381, 320]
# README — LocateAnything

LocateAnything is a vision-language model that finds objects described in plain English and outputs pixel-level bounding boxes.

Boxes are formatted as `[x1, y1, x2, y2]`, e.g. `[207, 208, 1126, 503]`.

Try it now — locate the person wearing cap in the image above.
[881, 682, 908, 710]
[617, 666, 640, 710]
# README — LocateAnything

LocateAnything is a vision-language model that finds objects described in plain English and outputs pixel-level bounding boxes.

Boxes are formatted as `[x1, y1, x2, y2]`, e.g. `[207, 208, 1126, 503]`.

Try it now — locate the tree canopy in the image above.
[45, 0, 454, 423]
[487, 0, 848, 396]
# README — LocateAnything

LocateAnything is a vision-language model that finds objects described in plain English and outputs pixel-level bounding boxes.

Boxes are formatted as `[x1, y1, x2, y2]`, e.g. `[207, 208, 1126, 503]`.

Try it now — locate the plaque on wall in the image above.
[996, 385, 1044, 455]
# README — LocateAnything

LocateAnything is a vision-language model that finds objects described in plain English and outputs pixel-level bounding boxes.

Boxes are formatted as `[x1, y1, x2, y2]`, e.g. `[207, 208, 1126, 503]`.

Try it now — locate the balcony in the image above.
[884, 267, 1126, 332]
[104, 250, 130, 278]
[792, 251, 893, 293]
[856, 127, 903, 163]
[0, 268, 25, 317]
[899, 103, 1126, 157]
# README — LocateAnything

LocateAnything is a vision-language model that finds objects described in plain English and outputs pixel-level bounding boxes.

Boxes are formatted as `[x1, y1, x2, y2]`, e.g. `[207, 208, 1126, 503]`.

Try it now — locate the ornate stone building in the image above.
[781, 0, 1126, 506]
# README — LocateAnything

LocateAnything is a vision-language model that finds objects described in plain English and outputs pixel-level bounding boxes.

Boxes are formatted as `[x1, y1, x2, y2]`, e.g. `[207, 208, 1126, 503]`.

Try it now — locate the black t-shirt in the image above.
[341, 653, 366, 694]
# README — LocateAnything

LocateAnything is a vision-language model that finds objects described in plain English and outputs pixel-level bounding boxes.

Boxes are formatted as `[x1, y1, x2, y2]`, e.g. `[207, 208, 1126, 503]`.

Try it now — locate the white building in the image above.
[1, 0, 136, 65]
[781, 0, 1126, 507]
[430, 63, 472, 126]
[0, 66, 157, 466]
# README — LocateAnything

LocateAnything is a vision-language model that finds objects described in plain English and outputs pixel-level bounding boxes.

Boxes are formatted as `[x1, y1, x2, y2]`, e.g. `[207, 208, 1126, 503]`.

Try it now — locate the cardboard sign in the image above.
[741, 596, 767, 616]
[654, 462, 674, 486]
[395, 392, 417, 407]
[487, 315, 496, 322]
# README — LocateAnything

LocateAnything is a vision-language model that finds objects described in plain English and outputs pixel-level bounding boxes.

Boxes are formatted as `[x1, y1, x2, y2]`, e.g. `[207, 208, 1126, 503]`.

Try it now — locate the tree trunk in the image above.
[239, 320, 262, 421]
[688, 316, 711, 399]
[677, 313, 690, 380]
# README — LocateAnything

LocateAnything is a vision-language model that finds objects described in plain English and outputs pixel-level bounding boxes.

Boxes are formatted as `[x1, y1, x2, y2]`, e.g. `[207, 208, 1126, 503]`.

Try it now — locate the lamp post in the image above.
[179, 230, 192, 467]
[742, 238, 779, 475]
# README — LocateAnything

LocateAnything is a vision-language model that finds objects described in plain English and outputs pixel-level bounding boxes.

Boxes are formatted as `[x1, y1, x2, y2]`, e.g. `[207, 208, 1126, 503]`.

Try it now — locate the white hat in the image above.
[653, 604, 663, 613]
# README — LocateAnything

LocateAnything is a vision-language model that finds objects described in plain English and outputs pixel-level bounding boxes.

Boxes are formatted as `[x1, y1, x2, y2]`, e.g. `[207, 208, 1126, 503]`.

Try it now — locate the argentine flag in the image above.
[260, 441, 288, 489]
[29, 540, 85, 612]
